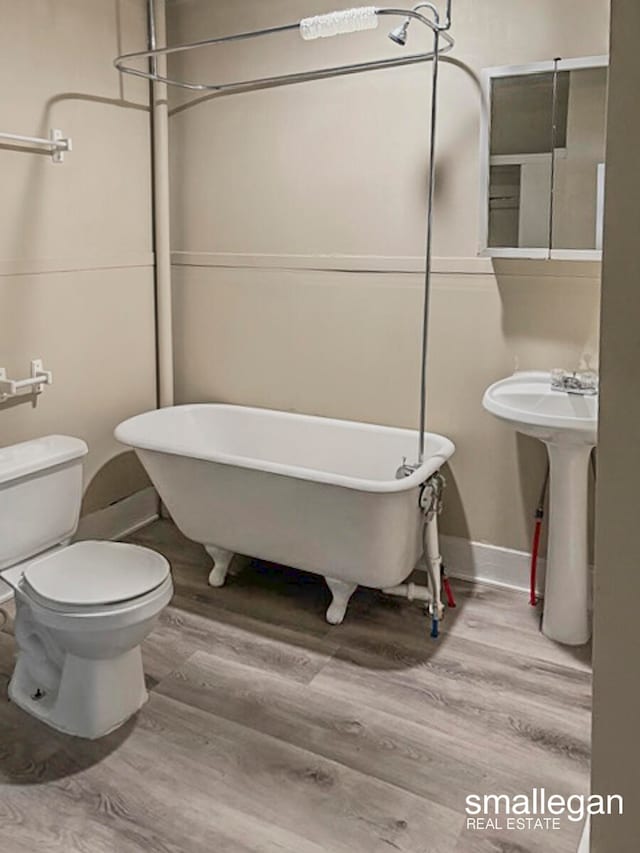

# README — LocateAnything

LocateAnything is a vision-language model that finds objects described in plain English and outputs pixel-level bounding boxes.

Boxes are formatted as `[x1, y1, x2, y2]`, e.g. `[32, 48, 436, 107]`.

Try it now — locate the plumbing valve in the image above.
[420, 472, 446, 521]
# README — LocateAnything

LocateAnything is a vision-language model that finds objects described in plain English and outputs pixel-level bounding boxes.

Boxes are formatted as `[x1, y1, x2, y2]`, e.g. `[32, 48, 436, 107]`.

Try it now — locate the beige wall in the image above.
[0, 0, 155, 512]
[168, 0, 608, 553]
[591, 0, 640, 847]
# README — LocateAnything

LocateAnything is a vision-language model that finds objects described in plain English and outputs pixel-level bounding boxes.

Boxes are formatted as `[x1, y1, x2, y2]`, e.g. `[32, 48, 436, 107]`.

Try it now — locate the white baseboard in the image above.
[440, 535, 545, 596]
[76, 487, 159, 542]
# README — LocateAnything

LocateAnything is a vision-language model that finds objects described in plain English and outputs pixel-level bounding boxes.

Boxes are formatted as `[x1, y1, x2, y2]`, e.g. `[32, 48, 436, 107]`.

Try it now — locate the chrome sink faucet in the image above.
[550, 369, 599, 396]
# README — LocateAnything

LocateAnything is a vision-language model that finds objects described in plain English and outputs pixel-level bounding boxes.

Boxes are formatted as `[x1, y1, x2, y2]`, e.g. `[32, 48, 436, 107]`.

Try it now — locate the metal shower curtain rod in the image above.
[114, 6, 454, 95]
[117, 2, 455, 468]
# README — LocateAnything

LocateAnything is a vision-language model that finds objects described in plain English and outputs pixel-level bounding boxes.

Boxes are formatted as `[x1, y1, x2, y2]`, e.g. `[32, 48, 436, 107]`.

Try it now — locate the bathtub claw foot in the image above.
[205, 546, 235, 588]
[325, 578, 357, 625]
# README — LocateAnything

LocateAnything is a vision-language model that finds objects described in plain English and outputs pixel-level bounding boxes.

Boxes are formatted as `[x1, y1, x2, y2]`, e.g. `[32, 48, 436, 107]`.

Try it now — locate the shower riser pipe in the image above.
[150, 0, 174, 409]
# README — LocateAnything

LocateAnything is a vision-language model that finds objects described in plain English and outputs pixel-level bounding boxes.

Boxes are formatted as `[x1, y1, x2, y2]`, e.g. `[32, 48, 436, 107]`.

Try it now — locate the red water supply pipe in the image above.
[442, 568, 456, 608]
[529, 462, 550, 607]
[529, 510, 543, 606]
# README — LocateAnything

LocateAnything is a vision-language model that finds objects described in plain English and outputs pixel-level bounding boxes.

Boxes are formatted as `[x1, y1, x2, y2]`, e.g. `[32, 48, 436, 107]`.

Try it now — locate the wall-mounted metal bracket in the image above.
[49, 128, 72, 164]
[0, 128, 72, 163]
[0, 360, 53, 402]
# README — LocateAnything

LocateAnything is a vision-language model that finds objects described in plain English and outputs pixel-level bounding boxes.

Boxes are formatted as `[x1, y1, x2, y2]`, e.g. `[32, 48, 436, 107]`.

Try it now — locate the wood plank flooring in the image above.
[0, 519, 591, 852]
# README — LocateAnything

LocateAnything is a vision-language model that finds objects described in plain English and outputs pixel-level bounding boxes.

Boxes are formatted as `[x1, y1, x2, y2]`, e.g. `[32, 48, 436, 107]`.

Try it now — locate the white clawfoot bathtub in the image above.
[116, 405, 455, 625]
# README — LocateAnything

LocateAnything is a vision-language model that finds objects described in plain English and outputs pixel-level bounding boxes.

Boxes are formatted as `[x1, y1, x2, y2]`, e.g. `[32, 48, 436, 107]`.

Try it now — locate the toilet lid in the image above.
[23, 541, 171, 607]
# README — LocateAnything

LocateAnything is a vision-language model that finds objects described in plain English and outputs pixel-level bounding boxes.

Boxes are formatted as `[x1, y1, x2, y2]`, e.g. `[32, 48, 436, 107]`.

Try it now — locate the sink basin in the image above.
[483, 371, 597, 445]
[483, 371, 598, 646]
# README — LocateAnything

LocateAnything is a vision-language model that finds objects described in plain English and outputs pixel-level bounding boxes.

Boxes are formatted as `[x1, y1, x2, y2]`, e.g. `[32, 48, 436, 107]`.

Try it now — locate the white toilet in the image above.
[0, 435, 173, 739]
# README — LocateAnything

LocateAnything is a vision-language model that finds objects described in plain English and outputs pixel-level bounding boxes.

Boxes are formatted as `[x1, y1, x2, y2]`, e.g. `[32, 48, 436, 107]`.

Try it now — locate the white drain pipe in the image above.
[382, 582, 432, 602]
[149, 0, 174, 409]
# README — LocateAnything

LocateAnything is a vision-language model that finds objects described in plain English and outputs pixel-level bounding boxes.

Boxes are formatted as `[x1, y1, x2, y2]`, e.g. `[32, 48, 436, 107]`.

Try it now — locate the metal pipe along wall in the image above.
[149, 0, 174, 409]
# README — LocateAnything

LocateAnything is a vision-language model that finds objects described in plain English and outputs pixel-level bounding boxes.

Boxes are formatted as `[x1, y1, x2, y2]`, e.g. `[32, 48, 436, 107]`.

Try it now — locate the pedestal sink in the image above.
[483, 371, 597, 645]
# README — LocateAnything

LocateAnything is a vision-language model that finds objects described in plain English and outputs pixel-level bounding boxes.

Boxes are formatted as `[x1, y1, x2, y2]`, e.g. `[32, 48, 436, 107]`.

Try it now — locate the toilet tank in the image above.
[0, 436, 88, 571]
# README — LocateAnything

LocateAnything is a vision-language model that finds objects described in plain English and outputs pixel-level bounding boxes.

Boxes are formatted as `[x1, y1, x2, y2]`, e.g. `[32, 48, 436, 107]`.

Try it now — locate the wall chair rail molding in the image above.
[171, 251, 494, 275]
[0, 252, 155, 278]
[170, 251, 601, 279]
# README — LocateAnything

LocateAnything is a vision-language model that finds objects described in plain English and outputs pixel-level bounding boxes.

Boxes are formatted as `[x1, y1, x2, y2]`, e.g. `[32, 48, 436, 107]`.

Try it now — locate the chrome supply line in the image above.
[116, 3, 454, 467]
[418, 7, 440, 464]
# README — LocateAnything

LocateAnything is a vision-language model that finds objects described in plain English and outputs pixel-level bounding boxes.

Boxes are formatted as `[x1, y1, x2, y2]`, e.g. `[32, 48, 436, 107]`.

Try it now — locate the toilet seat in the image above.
[22, 541, 170, 611]
[18, 574, 174, 634]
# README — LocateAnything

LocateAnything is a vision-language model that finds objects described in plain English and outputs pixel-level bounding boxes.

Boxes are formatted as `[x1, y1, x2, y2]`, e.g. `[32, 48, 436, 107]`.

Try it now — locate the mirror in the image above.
[552, 67, 608, 254]
[487, 71, 556, 252]
[481, 57, 608, 260]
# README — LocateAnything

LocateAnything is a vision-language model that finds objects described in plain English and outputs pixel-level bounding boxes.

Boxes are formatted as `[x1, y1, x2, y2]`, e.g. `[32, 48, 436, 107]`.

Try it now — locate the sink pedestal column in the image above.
[542, 442, 592, 645]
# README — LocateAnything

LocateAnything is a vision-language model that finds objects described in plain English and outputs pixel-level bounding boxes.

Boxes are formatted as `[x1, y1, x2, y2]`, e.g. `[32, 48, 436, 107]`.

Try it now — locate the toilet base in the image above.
[9, 645, 148, 740]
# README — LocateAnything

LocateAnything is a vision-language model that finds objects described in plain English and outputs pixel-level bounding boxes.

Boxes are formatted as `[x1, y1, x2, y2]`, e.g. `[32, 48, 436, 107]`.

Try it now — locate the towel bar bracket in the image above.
[0, 128, 72, 163]
[0, 360, 53, 402]
[49, 129, 72, 164]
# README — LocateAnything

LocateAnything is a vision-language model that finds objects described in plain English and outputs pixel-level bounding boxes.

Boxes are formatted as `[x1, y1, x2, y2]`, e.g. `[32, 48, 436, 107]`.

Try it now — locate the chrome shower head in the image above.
[388, 19, 410, 46]
[389, 3, 443, 46]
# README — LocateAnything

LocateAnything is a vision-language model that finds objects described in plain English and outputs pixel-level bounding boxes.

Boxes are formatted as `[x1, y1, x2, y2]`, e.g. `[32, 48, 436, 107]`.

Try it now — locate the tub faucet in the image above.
[550, 369, 598, 396]
[396, 457, 421, 479]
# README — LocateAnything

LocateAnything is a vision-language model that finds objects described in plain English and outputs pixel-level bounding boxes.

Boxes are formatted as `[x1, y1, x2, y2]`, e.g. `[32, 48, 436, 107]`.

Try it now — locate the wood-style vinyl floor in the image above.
[0, 520, 591, 853]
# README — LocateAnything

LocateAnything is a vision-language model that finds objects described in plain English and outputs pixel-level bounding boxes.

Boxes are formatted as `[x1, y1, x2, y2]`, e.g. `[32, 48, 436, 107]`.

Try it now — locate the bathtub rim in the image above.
[115, 403, 455, 495]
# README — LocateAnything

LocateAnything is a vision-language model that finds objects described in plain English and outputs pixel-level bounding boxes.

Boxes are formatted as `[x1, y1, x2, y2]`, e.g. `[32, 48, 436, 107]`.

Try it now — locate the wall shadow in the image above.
[82, 451, 151, 516]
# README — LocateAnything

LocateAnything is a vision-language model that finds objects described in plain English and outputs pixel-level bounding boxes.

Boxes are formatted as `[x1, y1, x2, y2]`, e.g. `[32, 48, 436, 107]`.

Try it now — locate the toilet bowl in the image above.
[0, 435, 173, 739]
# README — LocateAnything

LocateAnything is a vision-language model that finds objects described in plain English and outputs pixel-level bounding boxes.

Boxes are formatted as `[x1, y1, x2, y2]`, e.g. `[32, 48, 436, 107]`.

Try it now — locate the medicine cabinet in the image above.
[480, 56, 608, 260]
